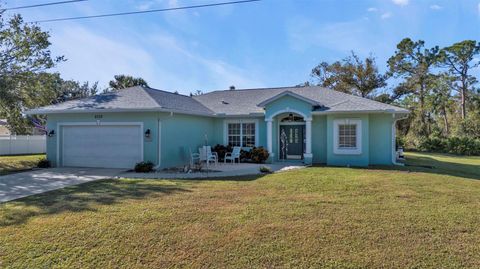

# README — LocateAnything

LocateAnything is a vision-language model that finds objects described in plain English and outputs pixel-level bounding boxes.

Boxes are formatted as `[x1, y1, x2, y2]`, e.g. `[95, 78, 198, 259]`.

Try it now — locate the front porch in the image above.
[266, 111, 313, 165]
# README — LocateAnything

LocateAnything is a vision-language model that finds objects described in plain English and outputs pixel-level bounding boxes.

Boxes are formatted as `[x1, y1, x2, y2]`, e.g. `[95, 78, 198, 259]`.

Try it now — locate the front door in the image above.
[279, 125, 304, 160]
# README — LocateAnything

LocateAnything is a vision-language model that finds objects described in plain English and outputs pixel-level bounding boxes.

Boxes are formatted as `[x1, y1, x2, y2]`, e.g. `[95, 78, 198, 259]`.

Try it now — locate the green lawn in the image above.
[0, 154, 45, 175]
[0, 152, 479, 268]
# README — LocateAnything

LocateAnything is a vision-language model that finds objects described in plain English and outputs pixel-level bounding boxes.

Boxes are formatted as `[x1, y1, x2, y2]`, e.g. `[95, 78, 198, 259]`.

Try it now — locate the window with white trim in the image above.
[227, 123, 241, 146]
[242, 123, 256, 147]
[334, 119, 362, 155]
[338, 124, 357, 149]
[226, 121, 257, 147]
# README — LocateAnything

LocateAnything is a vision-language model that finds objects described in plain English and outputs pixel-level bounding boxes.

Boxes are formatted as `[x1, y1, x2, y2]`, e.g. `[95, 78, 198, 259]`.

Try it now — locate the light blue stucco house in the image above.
[27, 86, 409, 169]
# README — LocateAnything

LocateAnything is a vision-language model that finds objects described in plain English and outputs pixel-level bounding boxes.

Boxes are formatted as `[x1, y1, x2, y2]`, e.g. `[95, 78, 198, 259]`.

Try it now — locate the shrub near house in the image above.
[250, 147, 269, 163]
[418, 137, 480, 155]
[214, 145, 269, 163]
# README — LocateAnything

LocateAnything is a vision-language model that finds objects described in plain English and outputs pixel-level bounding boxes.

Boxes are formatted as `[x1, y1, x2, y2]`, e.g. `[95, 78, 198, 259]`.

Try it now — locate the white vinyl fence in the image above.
[0, 135, 46, 155]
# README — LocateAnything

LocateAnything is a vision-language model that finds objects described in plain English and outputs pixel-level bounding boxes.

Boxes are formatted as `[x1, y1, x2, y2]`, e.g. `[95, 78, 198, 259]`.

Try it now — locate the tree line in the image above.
[0, 12, 150, 134]
[306, 38, 480, 152]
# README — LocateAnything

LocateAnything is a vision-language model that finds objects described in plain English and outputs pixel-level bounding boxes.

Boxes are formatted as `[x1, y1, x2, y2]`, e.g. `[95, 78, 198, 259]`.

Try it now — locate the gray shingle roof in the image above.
[27, 85, 408, 116]
[27, 86, 214, 115]
[193, 86, 408, 115]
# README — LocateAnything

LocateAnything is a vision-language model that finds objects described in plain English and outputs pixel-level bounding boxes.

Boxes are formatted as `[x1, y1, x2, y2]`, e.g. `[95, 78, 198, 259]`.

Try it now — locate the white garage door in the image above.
[62, 124, 143, 169]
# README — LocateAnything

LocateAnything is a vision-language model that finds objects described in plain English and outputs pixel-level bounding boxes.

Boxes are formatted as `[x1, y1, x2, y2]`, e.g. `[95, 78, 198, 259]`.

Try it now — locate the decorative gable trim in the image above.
[256, 91, 321, 108]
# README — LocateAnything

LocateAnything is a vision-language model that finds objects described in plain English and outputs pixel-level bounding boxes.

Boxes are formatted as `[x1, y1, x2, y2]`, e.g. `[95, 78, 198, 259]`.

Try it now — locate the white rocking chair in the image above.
[224, 146, 241, 164]
[199, 146, 218, 166]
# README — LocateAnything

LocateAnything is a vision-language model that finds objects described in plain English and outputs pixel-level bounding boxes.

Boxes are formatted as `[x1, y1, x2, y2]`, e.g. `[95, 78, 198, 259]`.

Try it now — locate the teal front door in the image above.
[279, 125, 305, 160]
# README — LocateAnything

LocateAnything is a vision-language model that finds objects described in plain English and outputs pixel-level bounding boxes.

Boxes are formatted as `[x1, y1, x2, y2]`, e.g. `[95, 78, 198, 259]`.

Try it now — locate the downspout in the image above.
[154, 119, 161, 170]
[392, 113, 408, 166]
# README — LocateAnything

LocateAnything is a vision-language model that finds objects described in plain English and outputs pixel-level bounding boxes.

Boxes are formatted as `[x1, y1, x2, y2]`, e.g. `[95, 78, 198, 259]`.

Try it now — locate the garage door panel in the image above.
[62, 125, 143, 169]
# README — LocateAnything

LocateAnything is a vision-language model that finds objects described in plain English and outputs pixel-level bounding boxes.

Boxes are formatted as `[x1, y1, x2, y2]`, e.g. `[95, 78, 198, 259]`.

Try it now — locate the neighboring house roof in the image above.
[26, 85, 409, 116]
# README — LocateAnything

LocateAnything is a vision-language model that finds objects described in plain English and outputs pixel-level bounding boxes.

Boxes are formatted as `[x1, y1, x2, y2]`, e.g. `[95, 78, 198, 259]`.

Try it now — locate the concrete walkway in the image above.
[0, 168, 124, 203]
[119, 163, 306, 179]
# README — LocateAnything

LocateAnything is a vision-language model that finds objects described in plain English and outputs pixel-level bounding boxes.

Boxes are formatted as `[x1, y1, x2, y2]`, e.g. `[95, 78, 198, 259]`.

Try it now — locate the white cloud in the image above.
[430, 4, 442, 10]
[50, 25, 263, 93]
[136, 2, 153, 11]
[367, 7, 378, 12]
[478, 2, 480, 15]
[287, 18, 372, 54]
[148, 33, 264, 91]
[285, 16, 403, 68]
[381, 12, 392, 19]
[392, 0, 409, 6]
[51, 25, 155, 89]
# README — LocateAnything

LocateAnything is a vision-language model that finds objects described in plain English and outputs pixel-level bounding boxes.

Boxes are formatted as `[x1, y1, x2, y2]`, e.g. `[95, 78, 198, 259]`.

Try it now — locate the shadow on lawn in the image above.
[0, 178, 190, 227]
[367, 154, 480, 181]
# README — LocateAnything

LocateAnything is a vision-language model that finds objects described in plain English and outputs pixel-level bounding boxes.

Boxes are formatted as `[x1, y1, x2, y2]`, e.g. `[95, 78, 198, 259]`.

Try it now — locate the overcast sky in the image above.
[4, 0, 480, 94]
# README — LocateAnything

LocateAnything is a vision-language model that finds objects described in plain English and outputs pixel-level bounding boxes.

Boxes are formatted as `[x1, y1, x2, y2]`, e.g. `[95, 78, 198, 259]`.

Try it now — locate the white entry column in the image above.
[266, 119, 273, 157]
[304, 118, 313, 164]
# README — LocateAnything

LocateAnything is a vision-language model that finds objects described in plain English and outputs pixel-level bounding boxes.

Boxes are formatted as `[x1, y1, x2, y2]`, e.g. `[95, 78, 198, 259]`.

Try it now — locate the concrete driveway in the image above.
[0, 168, 124, 203]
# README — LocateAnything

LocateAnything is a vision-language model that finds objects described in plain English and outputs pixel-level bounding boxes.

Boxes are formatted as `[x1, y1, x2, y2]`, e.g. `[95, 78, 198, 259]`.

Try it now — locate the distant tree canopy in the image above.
[387, 38, 440, 137]
[438, 40, 480, 120]
[307, 38, 480, 147]
[0, 12, 64, 134]
[311, 52, 387, 98]
[190, 90, 204, 96]
[0, 11, 101, 134]
[108, 74, 148, 91]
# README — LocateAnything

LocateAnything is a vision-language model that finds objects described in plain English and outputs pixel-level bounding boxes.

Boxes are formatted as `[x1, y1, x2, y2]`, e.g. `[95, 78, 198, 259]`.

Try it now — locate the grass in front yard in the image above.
[0, 154, 45, 175]
[0, 152, 479, 268]
[406, 151, 480, 179]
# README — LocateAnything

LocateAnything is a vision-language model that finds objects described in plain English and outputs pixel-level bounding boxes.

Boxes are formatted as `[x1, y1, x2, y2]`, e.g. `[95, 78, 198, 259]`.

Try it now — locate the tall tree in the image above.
[387, 38, 439, 137]
[438, 40, 480, 119]
[54, 77, 99, 103]
[108, 74, 148, 91]
[311, 52, 387, 98]
[427, 74, 455, 136]
[0, 12, 63, 134]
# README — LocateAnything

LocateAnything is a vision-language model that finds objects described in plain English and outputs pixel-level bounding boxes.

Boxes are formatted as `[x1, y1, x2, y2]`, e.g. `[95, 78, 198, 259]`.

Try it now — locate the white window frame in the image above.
[333, 119, 362, 155]
[223, 119, 259, 148]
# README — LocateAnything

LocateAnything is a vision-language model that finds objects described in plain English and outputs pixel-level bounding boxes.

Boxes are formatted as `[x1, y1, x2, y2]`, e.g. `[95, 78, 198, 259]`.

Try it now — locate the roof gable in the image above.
[256, 91, 321, 107]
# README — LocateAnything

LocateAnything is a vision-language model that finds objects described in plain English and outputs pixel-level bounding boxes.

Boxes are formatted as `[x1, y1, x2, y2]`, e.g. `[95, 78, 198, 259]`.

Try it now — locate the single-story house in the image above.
[26, 86, 409, 169]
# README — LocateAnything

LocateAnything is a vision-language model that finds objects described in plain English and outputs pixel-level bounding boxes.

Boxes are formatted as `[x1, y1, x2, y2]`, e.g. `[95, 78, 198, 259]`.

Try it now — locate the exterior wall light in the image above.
[48, 130, 55, 137]
[145, 129, 151, 138]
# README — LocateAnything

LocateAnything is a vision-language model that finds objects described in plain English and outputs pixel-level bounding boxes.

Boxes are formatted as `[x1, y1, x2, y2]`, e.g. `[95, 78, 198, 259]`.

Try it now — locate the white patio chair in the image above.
[224, 146, 241, 164]
[190, 148, 200, 167]
[205, 146, 219, 165]
[199, 146, 217, 166]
